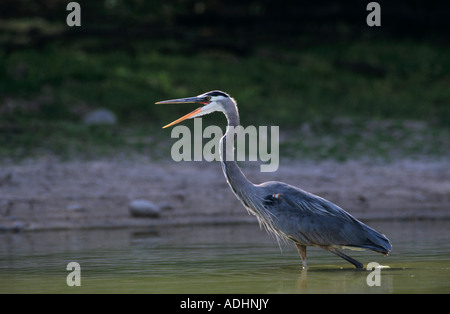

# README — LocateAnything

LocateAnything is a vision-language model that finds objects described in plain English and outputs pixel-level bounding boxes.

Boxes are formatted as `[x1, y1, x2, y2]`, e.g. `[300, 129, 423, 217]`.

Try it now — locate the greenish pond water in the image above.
[0, 220, 449, 293]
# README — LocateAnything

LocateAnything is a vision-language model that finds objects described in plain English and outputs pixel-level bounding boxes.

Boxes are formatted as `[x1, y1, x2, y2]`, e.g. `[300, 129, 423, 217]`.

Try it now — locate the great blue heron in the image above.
[156, 90, 392, 269]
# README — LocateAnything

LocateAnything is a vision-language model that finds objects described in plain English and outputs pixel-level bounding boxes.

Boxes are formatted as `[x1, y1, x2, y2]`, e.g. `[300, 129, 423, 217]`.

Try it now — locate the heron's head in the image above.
[156, 90, 232, 128]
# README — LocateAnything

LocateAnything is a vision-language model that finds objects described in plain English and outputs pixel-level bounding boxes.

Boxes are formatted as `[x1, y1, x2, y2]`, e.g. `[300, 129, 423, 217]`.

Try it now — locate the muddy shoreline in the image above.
[1, 158, 449, 231]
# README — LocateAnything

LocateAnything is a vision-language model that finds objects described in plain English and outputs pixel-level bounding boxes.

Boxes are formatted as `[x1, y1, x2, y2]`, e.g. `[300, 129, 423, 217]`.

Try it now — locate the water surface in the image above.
[0, 220, 449, 293]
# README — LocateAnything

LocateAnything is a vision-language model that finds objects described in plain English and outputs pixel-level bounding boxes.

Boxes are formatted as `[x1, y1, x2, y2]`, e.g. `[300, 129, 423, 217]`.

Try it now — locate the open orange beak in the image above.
[156, 96, 209, 128]
[160, 107, 202, 128]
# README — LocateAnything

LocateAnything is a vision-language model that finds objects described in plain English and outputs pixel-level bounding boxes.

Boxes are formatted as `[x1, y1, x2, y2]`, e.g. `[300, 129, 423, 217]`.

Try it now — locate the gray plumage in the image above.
[157, 90, 392, 269]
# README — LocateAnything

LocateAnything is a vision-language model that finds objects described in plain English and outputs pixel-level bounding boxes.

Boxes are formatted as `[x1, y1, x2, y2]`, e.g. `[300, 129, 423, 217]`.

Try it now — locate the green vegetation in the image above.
[1, 39, 449, 162]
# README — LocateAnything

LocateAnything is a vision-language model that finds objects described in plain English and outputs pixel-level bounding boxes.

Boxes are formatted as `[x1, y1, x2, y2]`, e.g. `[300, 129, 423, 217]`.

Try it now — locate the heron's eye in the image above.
[204, 96, 211, 101]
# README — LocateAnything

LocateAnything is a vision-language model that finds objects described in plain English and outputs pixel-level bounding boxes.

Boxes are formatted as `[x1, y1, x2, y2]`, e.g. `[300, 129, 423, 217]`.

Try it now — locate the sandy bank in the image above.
[0, 158, 449, 231]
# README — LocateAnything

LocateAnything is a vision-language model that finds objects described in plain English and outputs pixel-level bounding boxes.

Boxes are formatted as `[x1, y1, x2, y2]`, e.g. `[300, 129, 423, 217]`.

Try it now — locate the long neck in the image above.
[219, 103, 255, 200]
[218, 101, 278, 237]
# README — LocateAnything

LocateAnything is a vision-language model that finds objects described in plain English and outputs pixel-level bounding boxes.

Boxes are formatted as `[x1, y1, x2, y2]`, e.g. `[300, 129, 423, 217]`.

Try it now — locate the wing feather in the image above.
[259, 182, 391, 253]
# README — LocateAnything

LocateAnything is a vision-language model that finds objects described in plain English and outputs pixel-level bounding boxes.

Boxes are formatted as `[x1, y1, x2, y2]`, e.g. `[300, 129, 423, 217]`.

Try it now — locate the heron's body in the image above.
[157, 90, 392, 269]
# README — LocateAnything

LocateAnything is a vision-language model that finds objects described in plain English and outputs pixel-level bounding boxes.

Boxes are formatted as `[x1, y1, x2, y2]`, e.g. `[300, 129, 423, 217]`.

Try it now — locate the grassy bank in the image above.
[1, 39, 449, 162]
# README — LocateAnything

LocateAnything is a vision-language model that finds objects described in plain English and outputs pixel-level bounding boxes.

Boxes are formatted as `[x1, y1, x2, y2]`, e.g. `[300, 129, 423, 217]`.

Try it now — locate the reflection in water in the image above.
[292, 267, 394, 293]
[0, 220, 449, 293]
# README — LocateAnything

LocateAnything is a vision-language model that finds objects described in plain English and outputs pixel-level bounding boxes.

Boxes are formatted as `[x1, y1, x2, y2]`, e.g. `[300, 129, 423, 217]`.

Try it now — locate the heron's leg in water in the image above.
[327, 248, 364, 269]
[295, 243, 308, 269]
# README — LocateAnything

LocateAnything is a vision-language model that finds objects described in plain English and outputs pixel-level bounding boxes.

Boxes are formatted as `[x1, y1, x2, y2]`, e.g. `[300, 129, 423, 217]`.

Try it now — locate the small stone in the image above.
[66, 204, 87, 212]
[83, 108, 117, 125]
[12, 221, 24, 232]
[129, 199, 160, 218]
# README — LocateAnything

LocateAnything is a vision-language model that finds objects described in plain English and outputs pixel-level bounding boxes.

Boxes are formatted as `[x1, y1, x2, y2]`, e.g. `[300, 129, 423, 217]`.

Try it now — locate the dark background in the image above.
[0, 0, 449, 160]
[2, 1, 449, 53]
